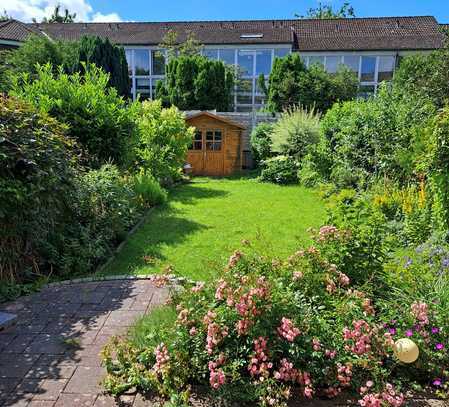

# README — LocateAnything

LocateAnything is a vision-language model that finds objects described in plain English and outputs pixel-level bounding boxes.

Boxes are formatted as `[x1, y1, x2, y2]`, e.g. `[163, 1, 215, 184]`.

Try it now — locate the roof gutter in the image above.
[0, 39, 22, 47]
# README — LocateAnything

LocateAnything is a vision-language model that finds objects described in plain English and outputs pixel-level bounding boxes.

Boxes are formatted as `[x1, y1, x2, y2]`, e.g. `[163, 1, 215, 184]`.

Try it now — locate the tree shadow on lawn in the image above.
[102, 183, 230, 276]
[168, 181, 230, 205]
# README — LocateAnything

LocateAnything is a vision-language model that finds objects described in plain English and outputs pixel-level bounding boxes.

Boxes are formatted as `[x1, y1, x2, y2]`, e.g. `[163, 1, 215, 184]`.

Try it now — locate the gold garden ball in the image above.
[394, 338, 419, 363]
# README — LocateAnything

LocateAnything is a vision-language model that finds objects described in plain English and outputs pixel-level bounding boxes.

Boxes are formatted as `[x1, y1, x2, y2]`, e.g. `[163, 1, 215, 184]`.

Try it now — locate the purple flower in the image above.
[405, 329, 413, 337]
[435, 343, 444, 351]
[431, 327, 440, 334]
[389, 328, 397, 335]
[404, 257, 413, 268]
[442, 258, 449, 268]
[433, 379, 442, 387]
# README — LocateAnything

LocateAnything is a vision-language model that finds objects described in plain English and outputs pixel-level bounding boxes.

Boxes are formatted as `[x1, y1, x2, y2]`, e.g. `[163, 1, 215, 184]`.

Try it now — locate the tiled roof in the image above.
[0, 16, 445, 51]
[31, 20, 293, 45]
[290, 16, 444, 51]
[0, 19, 42, 43]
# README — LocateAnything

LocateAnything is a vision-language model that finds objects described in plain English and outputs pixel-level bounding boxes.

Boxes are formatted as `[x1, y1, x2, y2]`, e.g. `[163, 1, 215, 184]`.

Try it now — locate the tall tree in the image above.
[76, 36, 131, 97]
[259, 53, 358, 113]
[0, 10, 10, 21]
[296, 1, 355, 19]
[32, 5, 76, 23]
[159, 30, 203, 58]
[157, 55, 234, 111]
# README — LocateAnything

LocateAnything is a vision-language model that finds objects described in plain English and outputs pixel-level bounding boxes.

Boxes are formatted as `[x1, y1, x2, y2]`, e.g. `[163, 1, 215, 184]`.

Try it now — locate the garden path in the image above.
[0, 279, 169, 406]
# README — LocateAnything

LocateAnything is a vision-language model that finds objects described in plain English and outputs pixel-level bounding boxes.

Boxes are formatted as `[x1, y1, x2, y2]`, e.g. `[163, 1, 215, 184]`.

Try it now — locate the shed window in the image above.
[190, 130, 203, 150]
[206, 130, 222, 151]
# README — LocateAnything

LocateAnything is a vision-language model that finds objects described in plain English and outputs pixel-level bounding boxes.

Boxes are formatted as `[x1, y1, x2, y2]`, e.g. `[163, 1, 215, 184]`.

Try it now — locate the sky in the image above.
[1, 0, 448, 23]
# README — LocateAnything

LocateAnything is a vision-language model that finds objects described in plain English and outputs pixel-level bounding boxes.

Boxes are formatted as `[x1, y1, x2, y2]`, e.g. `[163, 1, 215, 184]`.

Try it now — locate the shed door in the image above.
[203, 129, 224, 176]
[188, 128, 224, 176]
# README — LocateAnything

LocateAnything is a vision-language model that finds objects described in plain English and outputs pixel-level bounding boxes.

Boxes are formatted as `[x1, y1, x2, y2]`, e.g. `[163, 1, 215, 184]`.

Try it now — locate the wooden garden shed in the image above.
[186, 112, 246, 176]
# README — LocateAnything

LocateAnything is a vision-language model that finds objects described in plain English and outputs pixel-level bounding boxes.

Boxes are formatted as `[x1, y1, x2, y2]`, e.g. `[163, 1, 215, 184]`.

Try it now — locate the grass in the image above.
[129, 305, 177, 349]
[102, 176, 326, 281]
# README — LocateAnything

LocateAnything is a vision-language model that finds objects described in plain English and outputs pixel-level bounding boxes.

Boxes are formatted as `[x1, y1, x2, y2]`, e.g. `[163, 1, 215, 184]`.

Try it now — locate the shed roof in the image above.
[186, 111, 246, 130]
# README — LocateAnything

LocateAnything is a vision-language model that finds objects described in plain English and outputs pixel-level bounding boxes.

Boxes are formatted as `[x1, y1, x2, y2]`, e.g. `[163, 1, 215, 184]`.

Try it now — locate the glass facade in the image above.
[302, 54, 396, 98]
[126, 46, 397, 108]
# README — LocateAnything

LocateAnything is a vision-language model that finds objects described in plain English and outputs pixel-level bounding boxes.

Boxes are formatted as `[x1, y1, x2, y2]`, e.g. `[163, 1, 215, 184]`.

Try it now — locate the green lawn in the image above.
[102, 177, 326, 281]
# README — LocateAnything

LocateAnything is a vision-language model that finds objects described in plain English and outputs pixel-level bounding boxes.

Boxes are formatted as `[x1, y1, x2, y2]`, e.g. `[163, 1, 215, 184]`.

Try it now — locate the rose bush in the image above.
[102, 226, 449, 406]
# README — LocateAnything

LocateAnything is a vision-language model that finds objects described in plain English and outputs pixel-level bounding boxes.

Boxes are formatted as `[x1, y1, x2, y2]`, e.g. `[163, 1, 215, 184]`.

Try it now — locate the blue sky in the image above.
[4, 0, 448, 23]
[79, 0, 449, 22]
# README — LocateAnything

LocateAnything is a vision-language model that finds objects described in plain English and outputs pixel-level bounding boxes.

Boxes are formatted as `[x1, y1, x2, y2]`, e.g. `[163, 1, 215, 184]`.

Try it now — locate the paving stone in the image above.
[74, 356, 103, 368]
[13, 323, 46, 335]
[14, 378, 42, 395]
[0, 354, 40, 378]
[0, 377, 22, 396]
[94, 394, 134, 406]
[1, 395, 33, 406]
[25, 335, 68, 355]
[3, 334, 36, 353]
[64, 366, 105, 394]
[0, 280, 170, 407]
[28, 401, 56, 406]
[104, 310, 144, 327]
[32, 379, 68, 401]
[25, 363, 76, 380]
[54, 393, 96, 407]
[0, 333, 16, 352]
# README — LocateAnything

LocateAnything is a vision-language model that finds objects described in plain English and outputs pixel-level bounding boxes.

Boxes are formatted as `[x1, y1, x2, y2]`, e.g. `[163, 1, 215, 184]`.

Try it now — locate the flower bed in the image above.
[102, 227, 449, 406]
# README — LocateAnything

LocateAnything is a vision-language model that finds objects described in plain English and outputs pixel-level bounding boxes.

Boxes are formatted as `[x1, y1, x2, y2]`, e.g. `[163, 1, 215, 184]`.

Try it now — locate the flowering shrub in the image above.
[102, 227, 449, 406]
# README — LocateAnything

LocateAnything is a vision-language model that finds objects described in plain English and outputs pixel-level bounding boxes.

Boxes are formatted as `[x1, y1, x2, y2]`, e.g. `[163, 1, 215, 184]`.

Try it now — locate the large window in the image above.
[152, 50, 165, 75]
[203, 49, 219, 60]
[219, 49, 236, 66]
[303, 53, 396, 98]
[125, 49, 132, 75]
[325, 56, 341, 73]
[134, 49, 150, 75]
[237, 50, 254, 76]
[378, 56, 395, 82]
[255, 50, 272, 75]
[360, 56, 376, 82]
[342, 55, 360, 73]
[309, 56, 325, 67]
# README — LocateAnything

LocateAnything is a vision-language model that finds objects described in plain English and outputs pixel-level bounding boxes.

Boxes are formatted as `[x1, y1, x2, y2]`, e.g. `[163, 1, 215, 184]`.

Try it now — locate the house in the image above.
[0, 16, 446, 110]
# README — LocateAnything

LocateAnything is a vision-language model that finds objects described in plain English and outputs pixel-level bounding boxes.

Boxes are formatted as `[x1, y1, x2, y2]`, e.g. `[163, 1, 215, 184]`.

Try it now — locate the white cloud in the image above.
[91, 12, 122, 22]
[1, 0, 122, 23]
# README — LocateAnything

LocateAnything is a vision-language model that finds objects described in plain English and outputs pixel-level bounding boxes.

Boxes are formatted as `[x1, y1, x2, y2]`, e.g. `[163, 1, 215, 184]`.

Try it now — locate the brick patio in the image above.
[0, 280, 170, 407]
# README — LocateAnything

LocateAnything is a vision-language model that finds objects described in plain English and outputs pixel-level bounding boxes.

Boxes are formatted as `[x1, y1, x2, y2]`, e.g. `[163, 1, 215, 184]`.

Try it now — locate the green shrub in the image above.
[11, 63, 135, 167]
[133, 100, 194, 183]
[160, 55, 234, 111]
[261, 53, 307, 112]
[130, 171, 168, 207]
[50, 164, 141, 277]
[427, 107, 449, 233]
[260, 156, 299, 185]
[319, 86, 435, 188]
[270, 107, 321, 160]
[261, 54, 358, 113]
[76, 35, 131, 97]
[102, 228, 449, 405]
[394, 50, 449, 110]
[250, 122, 273, 165]
[0, 95, 77, 283]
[0, 35, 78, 91]
[297, 64, 358, 113]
